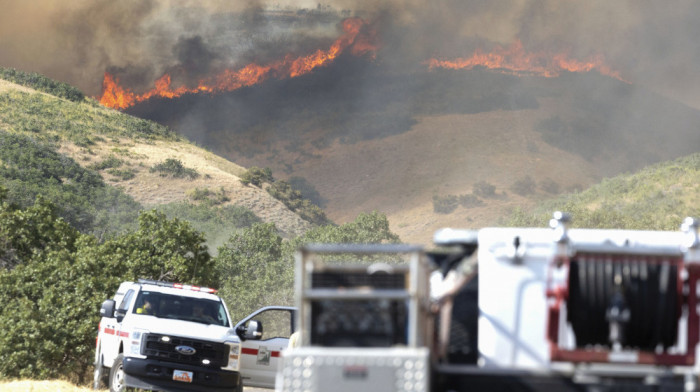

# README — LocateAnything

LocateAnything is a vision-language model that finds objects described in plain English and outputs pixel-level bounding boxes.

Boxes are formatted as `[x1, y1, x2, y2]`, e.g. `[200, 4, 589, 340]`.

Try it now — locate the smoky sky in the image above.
[1, 0, 700, 108]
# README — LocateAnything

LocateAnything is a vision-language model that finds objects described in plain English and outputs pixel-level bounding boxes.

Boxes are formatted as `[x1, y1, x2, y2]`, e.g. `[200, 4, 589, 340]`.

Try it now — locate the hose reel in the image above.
[566, 254, 680, 351]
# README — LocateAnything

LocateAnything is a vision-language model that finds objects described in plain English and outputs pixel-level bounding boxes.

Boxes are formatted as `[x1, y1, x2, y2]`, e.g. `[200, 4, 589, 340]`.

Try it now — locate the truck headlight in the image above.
[128, 329, 148, 357]
[223, 342, 241, 371]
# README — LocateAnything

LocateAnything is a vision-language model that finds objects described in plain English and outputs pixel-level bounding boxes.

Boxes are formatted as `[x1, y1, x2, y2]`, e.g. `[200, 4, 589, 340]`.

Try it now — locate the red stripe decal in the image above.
[241, 348, 281, 357]
[118, 331, 130, 338]
[104, 328, 116, 335]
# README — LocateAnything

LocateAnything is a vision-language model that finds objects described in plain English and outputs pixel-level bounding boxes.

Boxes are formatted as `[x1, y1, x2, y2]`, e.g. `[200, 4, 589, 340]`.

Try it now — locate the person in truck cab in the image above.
[135, 298, 154, 315]
[192, 303, 217, 323]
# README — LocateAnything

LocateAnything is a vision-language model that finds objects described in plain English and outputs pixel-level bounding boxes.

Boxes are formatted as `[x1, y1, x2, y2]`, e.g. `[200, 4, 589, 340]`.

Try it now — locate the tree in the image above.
[0, 204, 215, 382]
[0, 193, 78, 269]
[216, 212, 401, 322]
[95, 210, 216, 287]
[215, 223, 289, 322]
[293, 211, 400, 245]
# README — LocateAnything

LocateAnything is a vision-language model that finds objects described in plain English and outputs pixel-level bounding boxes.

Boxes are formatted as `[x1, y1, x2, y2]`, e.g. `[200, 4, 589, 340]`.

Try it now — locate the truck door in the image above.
[236, 307, 296, 389]
[102, 289, 135, 367]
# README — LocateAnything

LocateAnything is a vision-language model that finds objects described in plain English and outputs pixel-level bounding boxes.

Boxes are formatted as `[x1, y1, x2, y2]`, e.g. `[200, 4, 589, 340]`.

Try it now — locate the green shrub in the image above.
[150, 158, 199, 179]
[239, 166, 273, 187]
[288, 176, 326, 207]
[0, 67, 85, 102]
[0, 88, 177, 145]
[106, 168, 136, 181]
[0, 131, 141, 236]
[89, 155, 124, 171]
[187, 187, 230, 205]
[267, 180, 331, 225]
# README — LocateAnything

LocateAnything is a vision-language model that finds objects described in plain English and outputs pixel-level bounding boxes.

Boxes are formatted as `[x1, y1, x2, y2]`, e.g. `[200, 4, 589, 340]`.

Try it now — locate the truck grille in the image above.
[143, 333, 229, 368]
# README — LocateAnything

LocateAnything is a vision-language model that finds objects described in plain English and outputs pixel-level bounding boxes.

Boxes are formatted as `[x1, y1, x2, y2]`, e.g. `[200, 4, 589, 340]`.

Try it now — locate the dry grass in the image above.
[0, 380, 103, 392]
[226, 103, 600, 245]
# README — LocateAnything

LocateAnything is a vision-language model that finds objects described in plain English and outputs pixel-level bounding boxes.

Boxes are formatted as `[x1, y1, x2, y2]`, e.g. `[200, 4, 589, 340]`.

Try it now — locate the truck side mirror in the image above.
[238, 320, 264, 341]
[100, 299, 116, 318]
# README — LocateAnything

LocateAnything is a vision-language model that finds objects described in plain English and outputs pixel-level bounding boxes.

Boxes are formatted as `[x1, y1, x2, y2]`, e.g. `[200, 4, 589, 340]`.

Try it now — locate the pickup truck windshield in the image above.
[133, 291, 230, 327]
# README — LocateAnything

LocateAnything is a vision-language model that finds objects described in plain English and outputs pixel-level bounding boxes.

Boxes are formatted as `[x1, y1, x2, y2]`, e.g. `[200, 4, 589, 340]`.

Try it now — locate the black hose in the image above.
[566, 254, 679, 350]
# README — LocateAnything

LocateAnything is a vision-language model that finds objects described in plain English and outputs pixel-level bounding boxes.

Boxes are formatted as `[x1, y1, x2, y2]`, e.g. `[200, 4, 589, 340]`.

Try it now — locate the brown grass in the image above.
[224, 100, 600, 245]
[0, 380, 103, 392]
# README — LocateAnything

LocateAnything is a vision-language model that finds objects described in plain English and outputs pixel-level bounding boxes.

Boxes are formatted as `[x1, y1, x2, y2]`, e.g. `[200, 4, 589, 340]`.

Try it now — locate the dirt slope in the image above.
[227, 99, 598, 245]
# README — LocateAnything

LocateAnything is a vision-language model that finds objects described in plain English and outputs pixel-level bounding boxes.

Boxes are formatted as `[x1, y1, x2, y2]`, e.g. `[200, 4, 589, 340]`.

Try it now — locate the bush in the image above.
[150, 158, 199, 179]
[89, 155, 124, 171]
[239, 166, 273, 187]
[473, 181, 497, 198]
[459, 194, 483, 208]
[433, 194, 459, 214]
[510, 175, 536, 196]
[267, 180, 331, 225]
[0, 131, 141, 237]
[288, 176, 326, 207]
[0, 67, 85, 102]
[106, 168, 136, 181]
[187, 187, 230, 206]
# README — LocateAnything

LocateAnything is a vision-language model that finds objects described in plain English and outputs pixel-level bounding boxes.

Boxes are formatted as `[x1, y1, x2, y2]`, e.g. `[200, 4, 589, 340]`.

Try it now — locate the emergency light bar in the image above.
[137, 279, 218, 294]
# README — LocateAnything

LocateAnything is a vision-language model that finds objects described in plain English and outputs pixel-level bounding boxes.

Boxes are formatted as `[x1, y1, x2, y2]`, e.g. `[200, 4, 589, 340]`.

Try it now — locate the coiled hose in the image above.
[566, 254, 679, 350]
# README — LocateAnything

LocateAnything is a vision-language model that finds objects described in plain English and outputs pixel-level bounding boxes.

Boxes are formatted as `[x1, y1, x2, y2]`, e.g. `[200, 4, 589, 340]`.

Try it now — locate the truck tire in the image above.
[109, 354, 127, 392]
[93, 351, 108, 390]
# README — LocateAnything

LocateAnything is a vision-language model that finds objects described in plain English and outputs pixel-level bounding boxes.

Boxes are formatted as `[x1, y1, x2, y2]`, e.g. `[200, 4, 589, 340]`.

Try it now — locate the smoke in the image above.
[1, 0, 699, 107]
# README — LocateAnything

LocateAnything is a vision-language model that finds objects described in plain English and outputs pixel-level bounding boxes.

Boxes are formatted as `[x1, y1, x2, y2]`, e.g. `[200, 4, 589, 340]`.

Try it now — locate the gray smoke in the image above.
[0, 0, 699, 107]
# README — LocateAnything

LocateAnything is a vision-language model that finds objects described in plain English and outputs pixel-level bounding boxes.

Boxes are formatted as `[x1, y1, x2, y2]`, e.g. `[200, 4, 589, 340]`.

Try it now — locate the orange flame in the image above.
[427, 40, 623, 81]
[99, 18, 377, 110]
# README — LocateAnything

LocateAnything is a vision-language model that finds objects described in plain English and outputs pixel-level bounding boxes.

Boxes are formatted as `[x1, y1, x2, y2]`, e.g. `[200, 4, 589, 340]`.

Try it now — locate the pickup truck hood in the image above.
[128, 317, 239, 342]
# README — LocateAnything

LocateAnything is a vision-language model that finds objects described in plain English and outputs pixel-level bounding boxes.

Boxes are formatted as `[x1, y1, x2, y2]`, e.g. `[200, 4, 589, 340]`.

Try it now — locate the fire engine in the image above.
[276, 213, 700, 392]
[94, 279, 296, 392]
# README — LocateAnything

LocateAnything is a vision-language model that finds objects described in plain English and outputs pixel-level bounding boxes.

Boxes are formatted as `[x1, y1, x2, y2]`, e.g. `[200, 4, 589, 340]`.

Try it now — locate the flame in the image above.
[99, 17, 377, 110]
[427, 40, 623, 81]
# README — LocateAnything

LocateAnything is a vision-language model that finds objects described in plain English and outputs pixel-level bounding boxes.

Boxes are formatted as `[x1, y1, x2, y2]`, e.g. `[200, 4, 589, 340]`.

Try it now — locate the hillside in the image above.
[0, 77, 311, 240]
[127, 63, 700, 244]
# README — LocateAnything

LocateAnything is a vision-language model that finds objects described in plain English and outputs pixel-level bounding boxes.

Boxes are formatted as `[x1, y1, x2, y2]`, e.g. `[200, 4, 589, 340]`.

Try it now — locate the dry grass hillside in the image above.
[0, 79, 310, 238]
[59, 138, 311, 238]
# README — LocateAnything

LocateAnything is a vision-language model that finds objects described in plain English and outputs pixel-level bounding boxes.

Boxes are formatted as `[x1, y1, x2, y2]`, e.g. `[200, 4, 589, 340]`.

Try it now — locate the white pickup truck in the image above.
[94, 279, 296, 392]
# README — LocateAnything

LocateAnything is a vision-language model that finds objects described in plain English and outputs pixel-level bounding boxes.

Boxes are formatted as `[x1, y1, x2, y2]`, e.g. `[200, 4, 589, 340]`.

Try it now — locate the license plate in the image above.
[173, 370, 193, 383]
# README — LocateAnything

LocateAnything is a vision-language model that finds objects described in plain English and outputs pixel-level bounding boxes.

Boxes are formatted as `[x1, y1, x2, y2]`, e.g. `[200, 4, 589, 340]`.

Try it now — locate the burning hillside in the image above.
[426, 40, 624, 81]
[100, 17, 378, 110]
[98, 10, 628, 111]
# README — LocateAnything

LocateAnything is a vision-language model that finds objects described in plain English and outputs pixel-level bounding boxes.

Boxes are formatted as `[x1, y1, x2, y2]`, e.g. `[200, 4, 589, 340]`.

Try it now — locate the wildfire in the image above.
[427, 40, 623, 81]
[99, 17, 378, 110]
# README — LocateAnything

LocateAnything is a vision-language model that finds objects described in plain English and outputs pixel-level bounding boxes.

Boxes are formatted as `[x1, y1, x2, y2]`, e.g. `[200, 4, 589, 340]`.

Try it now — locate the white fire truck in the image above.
[94, 279, 296, 392]
[276, 213, 700, 392]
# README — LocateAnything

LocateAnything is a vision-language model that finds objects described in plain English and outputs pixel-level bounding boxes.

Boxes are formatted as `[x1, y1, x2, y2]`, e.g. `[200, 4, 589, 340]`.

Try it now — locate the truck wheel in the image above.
[93, 352, 108, 389]
[109, 354, 127, 392]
